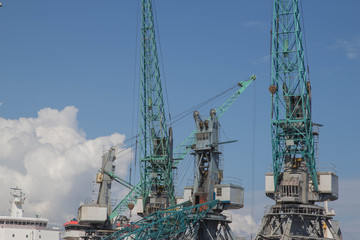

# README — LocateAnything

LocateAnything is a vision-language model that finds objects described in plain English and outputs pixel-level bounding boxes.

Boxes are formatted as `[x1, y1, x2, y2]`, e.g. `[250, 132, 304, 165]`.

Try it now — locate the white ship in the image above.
[0, 187, 60, 240]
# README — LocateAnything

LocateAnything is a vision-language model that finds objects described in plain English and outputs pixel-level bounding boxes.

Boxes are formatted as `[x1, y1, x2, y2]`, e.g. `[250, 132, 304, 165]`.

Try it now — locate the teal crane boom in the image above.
[110, 75, 255, 218]
[105, 200, 220, 240]
[173, 75, 256, 164]
[269, 0, 318, 191]
[138, 0, 175, 216]
[255, 1, 341, 238]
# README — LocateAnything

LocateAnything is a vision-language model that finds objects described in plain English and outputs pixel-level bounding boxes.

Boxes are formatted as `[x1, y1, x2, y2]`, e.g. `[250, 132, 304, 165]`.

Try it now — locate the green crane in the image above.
[269, 0, 317, 192]
[256, 1, 341, 239]
[173, 75, 256, 165]
[138, 0, 175, 216]
[110, 76, 255, 218]
[105, 200, 220, 240]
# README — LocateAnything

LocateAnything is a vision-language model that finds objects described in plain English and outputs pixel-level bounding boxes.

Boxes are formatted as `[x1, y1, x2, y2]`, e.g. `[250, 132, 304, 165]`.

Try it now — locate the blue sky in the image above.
[0, 0, 359, 239]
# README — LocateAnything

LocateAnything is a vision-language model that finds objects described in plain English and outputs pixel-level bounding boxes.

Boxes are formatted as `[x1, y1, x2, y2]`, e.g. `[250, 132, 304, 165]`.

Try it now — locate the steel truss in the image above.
[256, 204, 341, 240]
[105, 200, 234, 240]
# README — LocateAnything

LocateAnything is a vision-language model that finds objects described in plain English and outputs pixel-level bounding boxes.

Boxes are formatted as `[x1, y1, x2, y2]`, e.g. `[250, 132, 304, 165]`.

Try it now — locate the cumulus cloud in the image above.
[330, 36, 360, 59]
[229, 210, 257, 237]
[0, 106, 132, 223]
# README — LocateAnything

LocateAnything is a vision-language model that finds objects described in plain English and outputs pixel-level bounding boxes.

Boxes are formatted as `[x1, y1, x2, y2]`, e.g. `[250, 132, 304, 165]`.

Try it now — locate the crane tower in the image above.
[137, 0, 175, 217]
[189, 109, 244, 239]
[255, 1, 342, 239]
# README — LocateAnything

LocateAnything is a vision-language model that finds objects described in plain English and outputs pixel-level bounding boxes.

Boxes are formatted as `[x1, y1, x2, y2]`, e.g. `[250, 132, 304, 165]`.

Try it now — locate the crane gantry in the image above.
[255, 1, 341, 239]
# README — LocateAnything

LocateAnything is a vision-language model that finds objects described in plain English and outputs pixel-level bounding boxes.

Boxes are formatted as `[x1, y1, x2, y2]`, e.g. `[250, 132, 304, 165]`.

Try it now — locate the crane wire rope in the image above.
[250, 77, 257, 240]
[300, 0, 311, 80]
[169, 83, 239, 127]
[117, 78, 243, 194]
[173, 82, 242, 193]
[152, 0, 172, 125]
[170, 93, 230, 129]
[170, 81, 243, 185]
[175, 155, 192, 196]
[269, 6, 273, 87]
[130, 0, 140, 188]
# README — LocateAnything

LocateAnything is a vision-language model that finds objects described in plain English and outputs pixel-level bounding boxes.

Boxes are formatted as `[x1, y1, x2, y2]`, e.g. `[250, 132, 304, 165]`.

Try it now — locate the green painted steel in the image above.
[173, 75, 256, 165]
[139, 0, 175, 215]
[110, 182, 141, 220]
[105, 200, 219, 240]
[111, 75, 255, 218]
[270, 0, 318, 190]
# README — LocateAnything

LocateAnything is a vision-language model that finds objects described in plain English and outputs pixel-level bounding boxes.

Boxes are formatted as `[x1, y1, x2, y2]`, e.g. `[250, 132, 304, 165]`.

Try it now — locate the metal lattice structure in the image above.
[109, 179, 141, 220]
[256, 204, 341, 240]
[111, 76, 255, 218]
[269, 0, 317, 191]
[256, 1, 341, 239]
[105, 201, 231, 240]
[138, 0, 175, 216]
[173, 75, 256, 164]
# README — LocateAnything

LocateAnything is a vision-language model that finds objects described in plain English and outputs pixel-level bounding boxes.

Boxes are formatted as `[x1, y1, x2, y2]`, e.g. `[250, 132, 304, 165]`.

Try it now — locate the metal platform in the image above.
[255, 203, 342, 240]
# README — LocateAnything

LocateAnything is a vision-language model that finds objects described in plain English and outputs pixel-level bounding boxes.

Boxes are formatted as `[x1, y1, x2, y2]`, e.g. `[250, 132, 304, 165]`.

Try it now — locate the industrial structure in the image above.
[103, 0, 256, 239]
[106, 108, 245, 240]
[67, 1, 256, 239]
[76, 148, 118, 239]
[136, 0, 175, 217]
[108, 0, 255, 219]
[255, 0, 342, 239]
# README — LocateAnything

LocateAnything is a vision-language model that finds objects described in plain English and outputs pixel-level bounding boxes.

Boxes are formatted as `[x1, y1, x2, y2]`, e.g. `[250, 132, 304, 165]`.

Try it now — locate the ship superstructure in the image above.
[0, 187, 60, 240]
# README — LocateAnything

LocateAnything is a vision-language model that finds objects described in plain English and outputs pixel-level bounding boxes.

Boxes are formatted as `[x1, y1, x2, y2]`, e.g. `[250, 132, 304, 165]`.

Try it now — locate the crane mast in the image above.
[110, 76, 255, 218]
[138, 0, 175, 216]
[256, 1, 341, 239]
[269, 0, 317, 195]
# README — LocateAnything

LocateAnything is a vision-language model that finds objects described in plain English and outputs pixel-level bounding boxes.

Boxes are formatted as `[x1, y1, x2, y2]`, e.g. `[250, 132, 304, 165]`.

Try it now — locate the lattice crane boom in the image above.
[111, 76, 255, 218]
[256, 1, 341, 238]
[138, 0, 175, 216]
[269, 0, 317, 192]
[173, 75, 256, 164]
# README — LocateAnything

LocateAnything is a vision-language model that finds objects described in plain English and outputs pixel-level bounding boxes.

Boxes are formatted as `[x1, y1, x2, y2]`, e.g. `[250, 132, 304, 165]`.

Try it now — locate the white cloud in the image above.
[225, 190, 273, 238]
[329, 178, 360, 239]
[330, 37, 360, 59]
[229, 211, 257, 237]
[0, 106, 132, 223]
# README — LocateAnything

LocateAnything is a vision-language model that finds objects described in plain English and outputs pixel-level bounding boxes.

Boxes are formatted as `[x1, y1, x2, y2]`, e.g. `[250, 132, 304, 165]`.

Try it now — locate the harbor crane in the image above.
[255, 1, 342, 239]
[136, 0, 175, 217]
[110, 75, 255, 219]
[77, 148, 118, 239]
[106, 108, 246, 240]
[106, 0, 256, 238]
